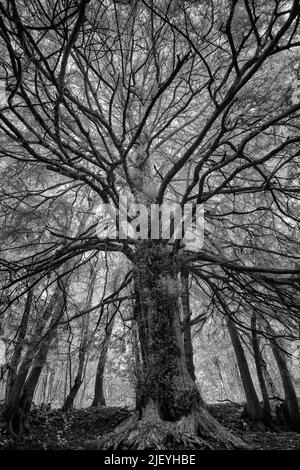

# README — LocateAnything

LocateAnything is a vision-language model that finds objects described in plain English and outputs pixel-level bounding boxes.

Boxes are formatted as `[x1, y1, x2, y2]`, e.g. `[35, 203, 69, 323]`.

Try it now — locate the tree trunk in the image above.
[16, 340, 52, 434]
[41, 367, 49, 405]
[100, 244, 247, 450]
[5, 287, 32, 400]
[61, 371, 83, 412]
[180, 270, 196, 381]
[62, 337, 87, 412]
[63, 254, 99, 411]
[212, 356, 227, 400]
[92, 305, 116, 407]
[251, 315, 280, 430]
[226, 316, 262, 421]
[251, 315, 270, 414]
[0, 360, 31, 436]
[47, 365, 56, 405]
[261, 354, 280, 398]
[268, 326, 300, 431]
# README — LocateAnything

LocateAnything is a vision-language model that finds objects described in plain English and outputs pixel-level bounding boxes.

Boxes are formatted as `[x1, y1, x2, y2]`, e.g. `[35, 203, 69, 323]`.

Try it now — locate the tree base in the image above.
[275, 402, 300, 432]
[98, 401, 250, 450]
[0, 402, 31, 438]
[241, 406, 281, 432]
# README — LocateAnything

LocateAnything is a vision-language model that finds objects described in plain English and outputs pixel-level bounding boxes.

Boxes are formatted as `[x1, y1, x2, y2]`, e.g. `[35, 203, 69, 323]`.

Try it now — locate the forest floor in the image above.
[0, 403, 300, 450]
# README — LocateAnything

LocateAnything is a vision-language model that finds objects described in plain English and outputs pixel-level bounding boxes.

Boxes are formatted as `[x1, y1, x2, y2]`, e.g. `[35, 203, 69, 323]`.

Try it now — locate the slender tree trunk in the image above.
[261, 354, 280, 399]
[226, 316, 262, 421]
[101, 244, 246, 450]
[181, 270, 196, 381]
[62, 254, 98, 411]
[79, 376, 88, 408]
[41, 368, 48, 405]
[92, 305, 116, 407]
[231, 363, 245, 401]
[5, 288, 32, 400]
[131, 314, 143, 410]
[212, 357, 228, 400]
[47, 365, 56, 405]
[268, 325, 300, 431]
[62, 336, 87, 411]
[250, 315, 280, 430]
[251, 314, 271, 415]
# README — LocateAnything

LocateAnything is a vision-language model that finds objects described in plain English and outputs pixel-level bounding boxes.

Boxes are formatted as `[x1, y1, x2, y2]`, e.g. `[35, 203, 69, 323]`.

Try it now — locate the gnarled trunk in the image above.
[100, 244, 246, 450]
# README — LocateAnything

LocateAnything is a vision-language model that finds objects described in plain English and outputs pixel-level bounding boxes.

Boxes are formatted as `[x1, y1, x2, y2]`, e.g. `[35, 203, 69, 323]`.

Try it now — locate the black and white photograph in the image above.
[0, 0, 300, 458]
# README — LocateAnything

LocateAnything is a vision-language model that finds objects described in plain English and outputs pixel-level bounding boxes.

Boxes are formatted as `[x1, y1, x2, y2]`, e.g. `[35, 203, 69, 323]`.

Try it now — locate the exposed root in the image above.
[99, 412, 211, 450]
[98, 401, 250, 450]
[241, 407, 281, 432]
[195, 404, 250, 448]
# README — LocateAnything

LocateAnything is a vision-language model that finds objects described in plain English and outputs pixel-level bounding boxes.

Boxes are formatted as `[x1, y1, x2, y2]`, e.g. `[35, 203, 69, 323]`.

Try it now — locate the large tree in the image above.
[1, 0, 300, 448]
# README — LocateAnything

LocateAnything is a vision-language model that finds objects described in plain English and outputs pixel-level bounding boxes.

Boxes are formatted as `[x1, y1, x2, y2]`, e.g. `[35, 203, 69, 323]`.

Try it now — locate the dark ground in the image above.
[0, 403, 299, 450]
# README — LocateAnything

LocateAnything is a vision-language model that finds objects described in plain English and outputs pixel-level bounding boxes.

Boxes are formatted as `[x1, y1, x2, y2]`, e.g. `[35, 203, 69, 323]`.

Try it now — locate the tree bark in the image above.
[5, 287, 32, 400]
[180, 270, 196, 381]
[261, 355, 280, 399]
[15, 332, 55, 434]
[62, 335, 87, 412]
[226, 316, 262, 421]
[61, 366, 84, 412]
[250, 315, 280, 430]
[63, 252, 100, 411]
[251, 314, 271, 415]
[268, 325, 300, 431]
